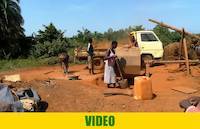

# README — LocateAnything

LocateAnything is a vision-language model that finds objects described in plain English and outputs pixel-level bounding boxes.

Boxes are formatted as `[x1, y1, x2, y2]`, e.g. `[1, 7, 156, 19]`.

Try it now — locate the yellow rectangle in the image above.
[0, 113, 199, 129]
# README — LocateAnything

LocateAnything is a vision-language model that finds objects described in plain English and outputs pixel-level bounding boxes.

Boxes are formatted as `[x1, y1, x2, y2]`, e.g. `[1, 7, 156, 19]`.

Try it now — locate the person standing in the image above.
[58, 52, 69, 75]
[87, 38, 94, 74]
[124, 32, 138, 49]
[129, 32, 138, 47]
[104, 41, 118, 88]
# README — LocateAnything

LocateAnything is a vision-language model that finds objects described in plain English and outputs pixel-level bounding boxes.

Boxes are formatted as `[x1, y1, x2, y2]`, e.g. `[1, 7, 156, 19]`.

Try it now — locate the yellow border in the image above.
[0, 113, 200, 129]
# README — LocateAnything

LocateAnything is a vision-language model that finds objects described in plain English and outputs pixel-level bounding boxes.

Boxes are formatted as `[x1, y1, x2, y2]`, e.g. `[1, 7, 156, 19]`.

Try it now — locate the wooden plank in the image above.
[179, 28, 184, 62]
[171, 86, 198, 94]
[144, 60, 199, 64]
[4, 74, 21, 82]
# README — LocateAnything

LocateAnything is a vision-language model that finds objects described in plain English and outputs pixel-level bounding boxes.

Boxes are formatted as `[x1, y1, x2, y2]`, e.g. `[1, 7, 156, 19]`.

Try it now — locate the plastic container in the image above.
[134, 76, 153, 100]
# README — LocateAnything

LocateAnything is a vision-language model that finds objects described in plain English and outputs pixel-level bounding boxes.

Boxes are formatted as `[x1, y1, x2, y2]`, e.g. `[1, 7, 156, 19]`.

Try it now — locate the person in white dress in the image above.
[104, 41, 118, 88]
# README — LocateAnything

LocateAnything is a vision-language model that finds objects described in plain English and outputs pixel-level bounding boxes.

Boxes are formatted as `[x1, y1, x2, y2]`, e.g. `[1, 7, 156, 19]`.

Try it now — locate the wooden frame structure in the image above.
[145, 19, 200, 76]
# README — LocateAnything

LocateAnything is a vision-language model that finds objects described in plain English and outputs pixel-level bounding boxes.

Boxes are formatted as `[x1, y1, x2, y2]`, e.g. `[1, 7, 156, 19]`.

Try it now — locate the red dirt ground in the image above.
[1, 64, 200, 112]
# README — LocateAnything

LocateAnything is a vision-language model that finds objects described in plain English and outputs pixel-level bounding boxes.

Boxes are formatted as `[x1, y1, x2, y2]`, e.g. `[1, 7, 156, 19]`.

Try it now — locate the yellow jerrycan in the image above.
[134, 76, 153, 100]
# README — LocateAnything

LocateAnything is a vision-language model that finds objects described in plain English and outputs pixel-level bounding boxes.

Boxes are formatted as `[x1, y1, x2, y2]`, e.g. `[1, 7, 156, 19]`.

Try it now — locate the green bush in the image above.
[30, 23, 70, 58]
[47, 57, 59, 65]
[31, 38, 69, 58]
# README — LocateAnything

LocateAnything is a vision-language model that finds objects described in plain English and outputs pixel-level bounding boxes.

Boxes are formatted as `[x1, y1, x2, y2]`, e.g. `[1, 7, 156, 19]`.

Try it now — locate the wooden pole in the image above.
[149, 19, 200, 40]
[179, 29, 184, 59]
[183, 37, 190, 75]
[145, 60, 199, 64]
[179, 29, 184, 68]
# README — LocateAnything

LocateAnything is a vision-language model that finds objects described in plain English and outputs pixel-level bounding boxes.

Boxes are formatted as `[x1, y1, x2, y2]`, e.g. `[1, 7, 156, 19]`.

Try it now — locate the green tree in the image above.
[104, 28, 114, 41]
[35, 23, 64, 43]
[93, 31, 103, 41]
[126, 25, 145, 32]
[32, 23, 69, 58]
[153, 25, 181, 46]
[170, 31, 181, 42]
[72, 28, 92, 47]
[0, 0, 24, 59]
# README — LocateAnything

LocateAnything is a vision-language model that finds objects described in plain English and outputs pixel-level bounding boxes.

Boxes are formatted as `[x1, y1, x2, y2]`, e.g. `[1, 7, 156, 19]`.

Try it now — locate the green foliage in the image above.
[170, 31, 182, 42]
[93, 31, 104, 41]
[153, 25, 181, 46]
[32, 38, 69, 58]
[0, 0, 25, 59]
[0, 58, 49, 72]
[32, 23, 69, 58]
[72, 28, 93, 47]
[126, 25, 145, 32]
[35, 23, 64, 43]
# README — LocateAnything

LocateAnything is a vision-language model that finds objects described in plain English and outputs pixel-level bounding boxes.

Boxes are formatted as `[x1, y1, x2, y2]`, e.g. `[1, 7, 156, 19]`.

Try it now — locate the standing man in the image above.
[87, 38, 94, 74]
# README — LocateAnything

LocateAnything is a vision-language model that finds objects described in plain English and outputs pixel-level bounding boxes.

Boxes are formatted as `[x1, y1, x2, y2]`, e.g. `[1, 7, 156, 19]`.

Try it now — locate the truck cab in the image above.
[131, 31, 164, 60]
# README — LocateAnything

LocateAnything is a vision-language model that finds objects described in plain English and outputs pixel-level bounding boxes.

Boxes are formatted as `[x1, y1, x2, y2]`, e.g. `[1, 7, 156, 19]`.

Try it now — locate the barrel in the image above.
[134, 76, 153, 100]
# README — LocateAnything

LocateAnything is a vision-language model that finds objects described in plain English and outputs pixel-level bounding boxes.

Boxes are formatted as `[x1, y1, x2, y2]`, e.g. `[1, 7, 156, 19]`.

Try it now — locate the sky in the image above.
[20, 0, 200, 37]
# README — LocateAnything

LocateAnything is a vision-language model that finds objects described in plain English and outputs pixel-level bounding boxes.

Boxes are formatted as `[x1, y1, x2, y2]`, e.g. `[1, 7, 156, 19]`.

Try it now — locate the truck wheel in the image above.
[93, 58, 104, 70]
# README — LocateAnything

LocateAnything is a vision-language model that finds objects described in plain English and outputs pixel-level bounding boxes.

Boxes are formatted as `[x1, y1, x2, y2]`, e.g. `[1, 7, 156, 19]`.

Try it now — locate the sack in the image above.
[16, 88, 41, 111]
[16, 88, 41, 103]
[0, 83, 41, 112]
[0, 84, 24, 112]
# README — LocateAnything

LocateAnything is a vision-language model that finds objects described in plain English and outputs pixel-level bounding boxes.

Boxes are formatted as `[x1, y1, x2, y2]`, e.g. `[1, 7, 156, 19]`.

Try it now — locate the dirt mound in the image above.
[164, 42, 180, 60]
[164, 41, 199, 60]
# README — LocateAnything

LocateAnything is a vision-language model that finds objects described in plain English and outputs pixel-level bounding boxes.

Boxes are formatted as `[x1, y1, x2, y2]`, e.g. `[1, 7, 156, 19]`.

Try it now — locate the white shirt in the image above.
[87, 43, 91, 52]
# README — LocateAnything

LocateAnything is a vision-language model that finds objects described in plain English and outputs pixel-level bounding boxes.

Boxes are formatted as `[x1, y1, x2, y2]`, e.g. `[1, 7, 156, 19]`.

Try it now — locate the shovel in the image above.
[115, 58, 129, 89]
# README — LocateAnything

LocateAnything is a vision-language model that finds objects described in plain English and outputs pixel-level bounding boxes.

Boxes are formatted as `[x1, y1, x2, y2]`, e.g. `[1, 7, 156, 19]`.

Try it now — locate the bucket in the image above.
[134, 76, 153, 100]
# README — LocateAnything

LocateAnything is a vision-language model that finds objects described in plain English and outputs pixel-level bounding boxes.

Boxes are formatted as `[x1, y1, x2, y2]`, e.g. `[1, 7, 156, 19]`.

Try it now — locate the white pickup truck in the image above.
[130, 31, 164, 60]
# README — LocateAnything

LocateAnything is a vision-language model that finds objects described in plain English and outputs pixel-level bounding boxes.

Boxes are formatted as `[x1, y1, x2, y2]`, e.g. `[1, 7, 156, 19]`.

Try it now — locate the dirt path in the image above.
[1, 64, 200, 112]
